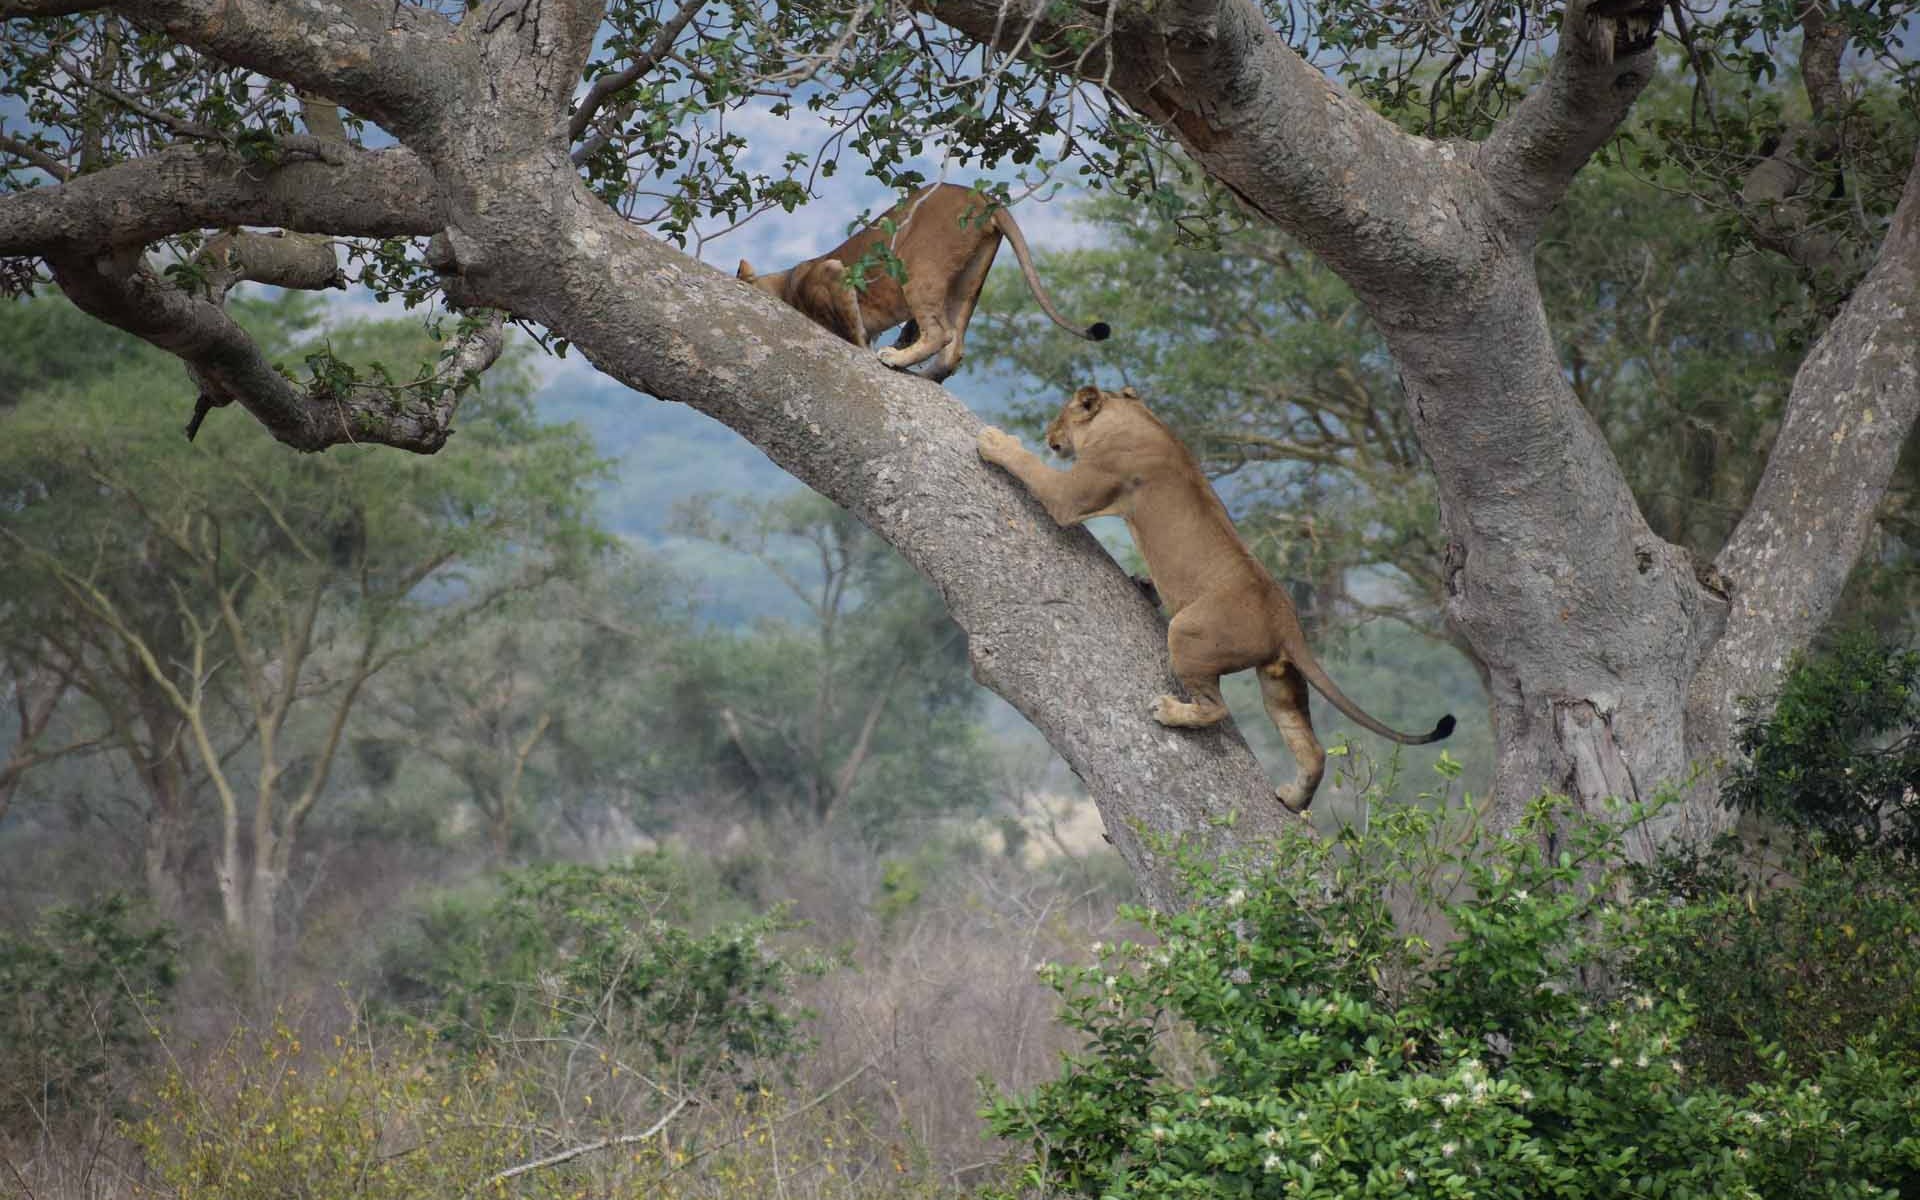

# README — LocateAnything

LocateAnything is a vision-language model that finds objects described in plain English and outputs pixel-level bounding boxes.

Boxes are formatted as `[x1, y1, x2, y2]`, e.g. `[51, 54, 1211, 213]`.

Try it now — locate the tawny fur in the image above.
[978, 385, 1455, 813]
[736, 184, 1109, 383]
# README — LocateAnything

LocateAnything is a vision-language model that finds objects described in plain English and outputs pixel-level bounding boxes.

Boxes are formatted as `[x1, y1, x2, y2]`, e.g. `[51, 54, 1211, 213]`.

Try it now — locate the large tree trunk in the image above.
[139, 750, 192, 922]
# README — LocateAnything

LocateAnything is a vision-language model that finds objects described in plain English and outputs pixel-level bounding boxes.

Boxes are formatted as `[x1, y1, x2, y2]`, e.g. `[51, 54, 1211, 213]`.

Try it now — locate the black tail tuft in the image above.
[1086, 322, 1112, 341]
[1432, 714, 1457, 741]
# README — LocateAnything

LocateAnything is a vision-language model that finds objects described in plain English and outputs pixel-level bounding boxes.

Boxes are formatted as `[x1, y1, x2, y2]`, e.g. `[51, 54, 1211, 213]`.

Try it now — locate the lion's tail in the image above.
[1279, 630, 1455, 746]
[991, 208, 1111, 342]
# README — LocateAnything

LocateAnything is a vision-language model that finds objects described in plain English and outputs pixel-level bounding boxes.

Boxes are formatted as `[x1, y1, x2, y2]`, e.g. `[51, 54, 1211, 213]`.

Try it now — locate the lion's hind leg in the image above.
[1258, 660, 1325, 814]
[927, 232, 1002, 382]
[1153, 604, 1245, 729]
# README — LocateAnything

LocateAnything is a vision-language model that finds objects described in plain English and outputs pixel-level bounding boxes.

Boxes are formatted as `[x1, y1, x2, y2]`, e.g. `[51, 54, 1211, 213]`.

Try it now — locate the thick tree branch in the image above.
[1685, 142, 1920, 802]
[917, 0, 1475, 302]
[0, 0, 108, 15]
[105, 0, 461, 144]
[0, 142, 438, 256]
[198, 231, 346, 300]
[49, 250, 504, 452]
[1477, 0, 1663, 229]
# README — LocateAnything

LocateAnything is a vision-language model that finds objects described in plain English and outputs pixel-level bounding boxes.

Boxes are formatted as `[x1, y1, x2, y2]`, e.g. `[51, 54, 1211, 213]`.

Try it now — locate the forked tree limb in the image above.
[48, 249, 505, 451]
[1477, 0, 1666, 231]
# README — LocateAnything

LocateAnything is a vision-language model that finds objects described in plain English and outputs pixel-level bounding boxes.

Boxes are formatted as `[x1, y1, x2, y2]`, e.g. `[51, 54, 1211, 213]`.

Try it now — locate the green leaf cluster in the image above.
[986, 792, 1920, 1197]
[1628, 837, 1920, 1096]
[1722, 633, 1920, 858]
[375, 858, 812, 1083]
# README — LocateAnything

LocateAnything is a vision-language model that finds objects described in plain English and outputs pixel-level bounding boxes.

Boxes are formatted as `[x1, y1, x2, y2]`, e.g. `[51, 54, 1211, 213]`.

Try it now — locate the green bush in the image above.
[1627, 837, 1920, 1089]
[375, 858, 812, 1082]
[130, 1019, 959, 1200]
[130, 1023, 534, 1200]
[1723, 633, 1920, 857]
[0, 893, 176, 1129]
[986, 794, 1920, 1198]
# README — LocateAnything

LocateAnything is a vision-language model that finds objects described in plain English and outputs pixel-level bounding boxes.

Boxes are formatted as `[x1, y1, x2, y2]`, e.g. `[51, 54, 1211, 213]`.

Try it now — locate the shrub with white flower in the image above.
[984, 787, 1920, 1199]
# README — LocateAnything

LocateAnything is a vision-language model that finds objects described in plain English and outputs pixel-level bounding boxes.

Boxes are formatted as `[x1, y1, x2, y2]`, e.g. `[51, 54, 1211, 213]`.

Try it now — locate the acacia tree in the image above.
[1, 0, 1915, 903]
[674, 492, 991, 832]
[0, 309, 604, 974]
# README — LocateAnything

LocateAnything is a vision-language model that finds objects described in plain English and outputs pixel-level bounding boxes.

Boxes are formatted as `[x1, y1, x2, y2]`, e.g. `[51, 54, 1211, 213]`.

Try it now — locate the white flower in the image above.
[1608, 1056, 1624, 1069]
[1513, 889, 1530, 901]
[1743, 1112, 1766, 1127]
[1670, 1060, 1685, 1076]
[1149, 1125, 1169, 1143]
[1198, 1097, 1213, 1109]
[1226, 887, 1248, 908]
[1091, 941, 1104, 954]
[1263, 1153, 1283, 1172]
[1307, 1151, 1325, 1169]
[1735, 1147, 1750, 1161]
[1441, 1142, 1458, 1158]
[1518, 1088, 1534, 1104]
[1260, 1128, 1285, 1148]
[1402, 1096, 1421, 1111]
[1401, 1169, 1418, 1184]
[1807, 1085, 1821, 1096]
[1439, 1093, 1461, 1111]
[1606, 1019, 1621, 1034]
[1634, 994, 1654, 1011]
[1104, 975, 1118, 990]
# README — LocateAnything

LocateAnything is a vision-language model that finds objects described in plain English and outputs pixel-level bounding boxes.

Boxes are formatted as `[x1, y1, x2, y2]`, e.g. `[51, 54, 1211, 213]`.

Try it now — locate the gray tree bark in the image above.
[4, 0, 1916, 902]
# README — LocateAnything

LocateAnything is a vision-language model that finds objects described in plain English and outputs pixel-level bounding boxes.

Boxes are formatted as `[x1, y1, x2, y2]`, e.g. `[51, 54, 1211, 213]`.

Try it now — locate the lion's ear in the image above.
[1119, 385, 1140, 400]
[1073, 385, 1104, 413]
[737, 259, 757, 281]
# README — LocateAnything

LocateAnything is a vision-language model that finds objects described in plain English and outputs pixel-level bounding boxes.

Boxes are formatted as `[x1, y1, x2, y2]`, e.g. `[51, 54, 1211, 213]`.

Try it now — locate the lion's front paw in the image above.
[877, 347, 910, 369]
[977, 426, 1022, 466]
[1151, 694, 1188, 726]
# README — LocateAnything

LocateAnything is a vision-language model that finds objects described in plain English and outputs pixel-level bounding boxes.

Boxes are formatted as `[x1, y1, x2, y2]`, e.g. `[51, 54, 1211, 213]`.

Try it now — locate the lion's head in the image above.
[1045, 385, 1144, 458]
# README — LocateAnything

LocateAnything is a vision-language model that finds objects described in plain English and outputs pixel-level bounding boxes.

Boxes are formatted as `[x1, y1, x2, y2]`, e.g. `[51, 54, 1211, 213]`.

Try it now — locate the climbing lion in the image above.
[736, 183, 1110, 383]
[977, 384, 1454, 813]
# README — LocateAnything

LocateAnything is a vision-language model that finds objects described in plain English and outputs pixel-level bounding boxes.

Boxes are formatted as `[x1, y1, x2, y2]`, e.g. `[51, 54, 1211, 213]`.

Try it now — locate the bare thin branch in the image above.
[0, 132, 73, 181]
[568, 0, 704, 150]
[477, 1097, 689, 1192]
